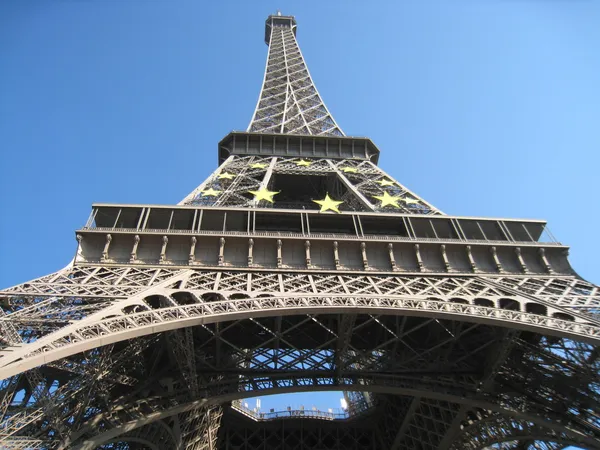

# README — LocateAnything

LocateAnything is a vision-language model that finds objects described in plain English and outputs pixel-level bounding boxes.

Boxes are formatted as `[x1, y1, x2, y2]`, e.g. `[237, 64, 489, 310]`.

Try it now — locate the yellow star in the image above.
[340, 167, 358, 173]
[295, 159, 312, 167]
[218, 172, 235, 180]
[313, 194, 344, 213]
[403, 196, 419, 205]
[376, 179, 395, 187]
[248, 187, 279, 203]
[202, 188, 221, 197]
[250, 162, 268, 169]
[373, 192, 401, 208]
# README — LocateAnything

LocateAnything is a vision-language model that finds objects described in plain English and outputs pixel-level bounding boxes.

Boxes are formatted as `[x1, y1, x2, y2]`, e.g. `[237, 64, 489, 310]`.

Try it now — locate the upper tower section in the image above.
[264, 13, 297, 45]
[248, 13, 344, 137]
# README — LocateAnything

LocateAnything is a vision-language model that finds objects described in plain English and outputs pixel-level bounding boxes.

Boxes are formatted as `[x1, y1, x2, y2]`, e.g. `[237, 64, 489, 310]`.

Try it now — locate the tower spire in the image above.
[248, 14, 344, 136]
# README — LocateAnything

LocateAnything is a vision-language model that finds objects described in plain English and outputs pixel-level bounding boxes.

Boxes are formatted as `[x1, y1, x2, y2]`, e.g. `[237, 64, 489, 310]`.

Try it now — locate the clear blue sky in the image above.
[1, 0, 599, 430]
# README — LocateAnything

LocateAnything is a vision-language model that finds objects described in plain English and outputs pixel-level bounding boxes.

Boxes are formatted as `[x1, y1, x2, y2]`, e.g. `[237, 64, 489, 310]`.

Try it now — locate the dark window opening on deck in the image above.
[255, 212, 303, 233]
[360, 216, 408, 237]
[270, 173, 347, 210]
[94, 207, 120, 228]
[308, 214, 356, 235]
[146, 209, 171, 230]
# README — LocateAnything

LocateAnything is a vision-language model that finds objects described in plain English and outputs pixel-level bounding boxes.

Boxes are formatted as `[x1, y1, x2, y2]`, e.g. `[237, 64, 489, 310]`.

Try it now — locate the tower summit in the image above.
[264, 13, 296, 45]
[1, 13, 599, 450]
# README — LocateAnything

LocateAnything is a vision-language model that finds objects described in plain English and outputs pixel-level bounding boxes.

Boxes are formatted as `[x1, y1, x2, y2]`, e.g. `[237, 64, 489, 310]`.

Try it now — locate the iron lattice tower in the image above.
[1, 13, 599, 450]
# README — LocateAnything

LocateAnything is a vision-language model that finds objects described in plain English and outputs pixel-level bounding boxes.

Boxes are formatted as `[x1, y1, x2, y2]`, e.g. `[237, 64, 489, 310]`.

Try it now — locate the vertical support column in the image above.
[248, 239, 254, 266]
[414, 244, 424, 272]
[388, 243, 397, 271]
[159, 236, 169, 264]
[276, 239, 283, 268]
[361, 242, 369, 270]
[538, 248, 554, 274]
[218, 237, 226, 266]
[333, 241, 340, 269]
[305, 240, 312, 268]
[189, 237, 197, 264]
[130, 235, 140, 263]
[515, 247, 528, 273]
[440, 244, 450, 272]
[101, 234, 112, 262]
[490, 246, 504, 273]
[466, 245, 478, 273]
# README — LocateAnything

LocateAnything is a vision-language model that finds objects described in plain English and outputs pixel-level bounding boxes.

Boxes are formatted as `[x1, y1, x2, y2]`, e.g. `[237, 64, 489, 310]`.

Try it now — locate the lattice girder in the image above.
[2, 293, 600, 448]
[449, 414, 595, 450]
[3, 264, 599, 449]
[2, 291, 599, 381]
[52, 341, 600, 449]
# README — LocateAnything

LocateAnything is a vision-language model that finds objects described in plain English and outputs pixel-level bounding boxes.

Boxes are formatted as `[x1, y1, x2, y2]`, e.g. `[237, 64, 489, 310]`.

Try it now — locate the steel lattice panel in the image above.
[1, 12, 600, 450]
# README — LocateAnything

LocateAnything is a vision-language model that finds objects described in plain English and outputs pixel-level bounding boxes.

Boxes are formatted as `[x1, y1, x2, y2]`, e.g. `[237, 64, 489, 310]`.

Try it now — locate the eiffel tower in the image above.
[1, 12, 599, 450]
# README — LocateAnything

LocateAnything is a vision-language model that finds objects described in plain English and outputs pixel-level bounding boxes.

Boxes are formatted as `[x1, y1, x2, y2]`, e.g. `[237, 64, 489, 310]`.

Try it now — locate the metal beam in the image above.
[390, 396, 422, 450]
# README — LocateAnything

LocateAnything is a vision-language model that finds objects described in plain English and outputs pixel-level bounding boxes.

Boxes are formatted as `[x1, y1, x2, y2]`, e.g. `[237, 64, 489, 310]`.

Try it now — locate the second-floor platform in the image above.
[74, 203, 571, 276]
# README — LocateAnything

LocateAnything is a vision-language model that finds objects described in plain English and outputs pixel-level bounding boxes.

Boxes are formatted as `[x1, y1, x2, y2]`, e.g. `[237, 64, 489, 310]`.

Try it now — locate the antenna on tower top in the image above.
[276, 10, 282, 16]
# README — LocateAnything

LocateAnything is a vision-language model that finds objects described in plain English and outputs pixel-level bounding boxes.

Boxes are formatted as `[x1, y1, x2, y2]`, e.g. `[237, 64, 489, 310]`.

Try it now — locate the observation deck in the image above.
[265, 13, 297, 45]
[74, 203, 571, 277]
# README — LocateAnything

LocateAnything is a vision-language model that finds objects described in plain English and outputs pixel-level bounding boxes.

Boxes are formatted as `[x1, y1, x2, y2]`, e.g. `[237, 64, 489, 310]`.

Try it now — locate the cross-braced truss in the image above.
[2, 11, 599, 450]
[1, 266, 600, 449]
[248, 16, 343, 136]
[181, 156, 440, 215]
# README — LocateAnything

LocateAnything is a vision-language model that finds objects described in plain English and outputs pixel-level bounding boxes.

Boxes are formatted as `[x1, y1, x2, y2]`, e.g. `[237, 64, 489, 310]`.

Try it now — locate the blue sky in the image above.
[1, 0, 599, 429]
